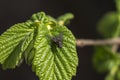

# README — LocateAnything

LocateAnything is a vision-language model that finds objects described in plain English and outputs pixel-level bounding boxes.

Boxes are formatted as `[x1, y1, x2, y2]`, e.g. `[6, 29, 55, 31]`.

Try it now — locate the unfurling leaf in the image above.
[57, 13, 74, 26]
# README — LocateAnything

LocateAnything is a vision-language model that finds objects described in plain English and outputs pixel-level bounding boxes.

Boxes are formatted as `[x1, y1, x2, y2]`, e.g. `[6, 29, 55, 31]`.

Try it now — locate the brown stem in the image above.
[76, 38, 120, 47]
[112, 45, 119, 52]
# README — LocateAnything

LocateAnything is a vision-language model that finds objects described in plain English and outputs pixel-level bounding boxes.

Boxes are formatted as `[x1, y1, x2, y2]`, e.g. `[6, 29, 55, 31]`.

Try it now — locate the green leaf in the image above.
[93, 46, 117, 73]
[105, 65, 118, 80]
[0, 21, 34, 69]
[57, 13, 74, 26]
[31, 12, 48, 24]
[0, 11, 78, 80]
[105, 73, 115, 80]
[95, 10, 120, 80]
[97, 12, 119, 38]
[24, 40, 35, 65]
[116, 69, 120, 80]
[32, 21, 78, 80]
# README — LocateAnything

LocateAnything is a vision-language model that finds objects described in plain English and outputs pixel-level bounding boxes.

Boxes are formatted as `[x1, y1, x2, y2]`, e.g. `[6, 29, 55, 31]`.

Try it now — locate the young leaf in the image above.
[116, 69, 120, 80]
[24, 39, 35, 65]
[105, 73, 115, 80]
[0, 21, 34, 69]
[93, 46, 117, 73]
[95, 10, 120, 80]
[97, 12, 118, 38]
[0, 12, 78, 80]
[57, 13, 74, 26]
[32, 16, 78, 80]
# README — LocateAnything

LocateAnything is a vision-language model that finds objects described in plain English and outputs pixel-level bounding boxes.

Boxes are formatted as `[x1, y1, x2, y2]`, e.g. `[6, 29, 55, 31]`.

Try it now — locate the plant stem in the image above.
[76, 38, 120, 47]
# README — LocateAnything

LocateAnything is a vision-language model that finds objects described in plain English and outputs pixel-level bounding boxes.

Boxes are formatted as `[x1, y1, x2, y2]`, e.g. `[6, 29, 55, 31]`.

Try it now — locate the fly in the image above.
[52, 33, 63, 48]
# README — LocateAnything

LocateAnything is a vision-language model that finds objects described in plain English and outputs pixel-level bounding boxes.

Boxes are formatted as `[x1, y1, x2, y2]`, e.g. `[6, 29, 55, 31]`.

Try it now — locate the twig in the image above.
[112, 45, 119, 52]
[76, 38, 120, 47]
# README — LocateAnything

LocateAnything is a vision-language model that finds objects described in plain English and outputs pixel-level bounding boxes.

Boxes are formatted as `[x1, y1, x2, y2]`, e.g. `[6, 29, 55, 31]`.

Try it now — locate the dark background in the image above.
[0, 0, 115, 80]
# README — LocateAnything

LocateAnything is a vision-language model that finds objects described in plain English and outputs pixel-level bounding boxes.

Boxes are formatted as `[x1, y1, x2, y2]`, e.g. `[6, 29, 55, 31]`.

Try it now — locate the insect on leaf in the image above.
[32, 12, 78, 80]
[0, 12, 78, 80]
